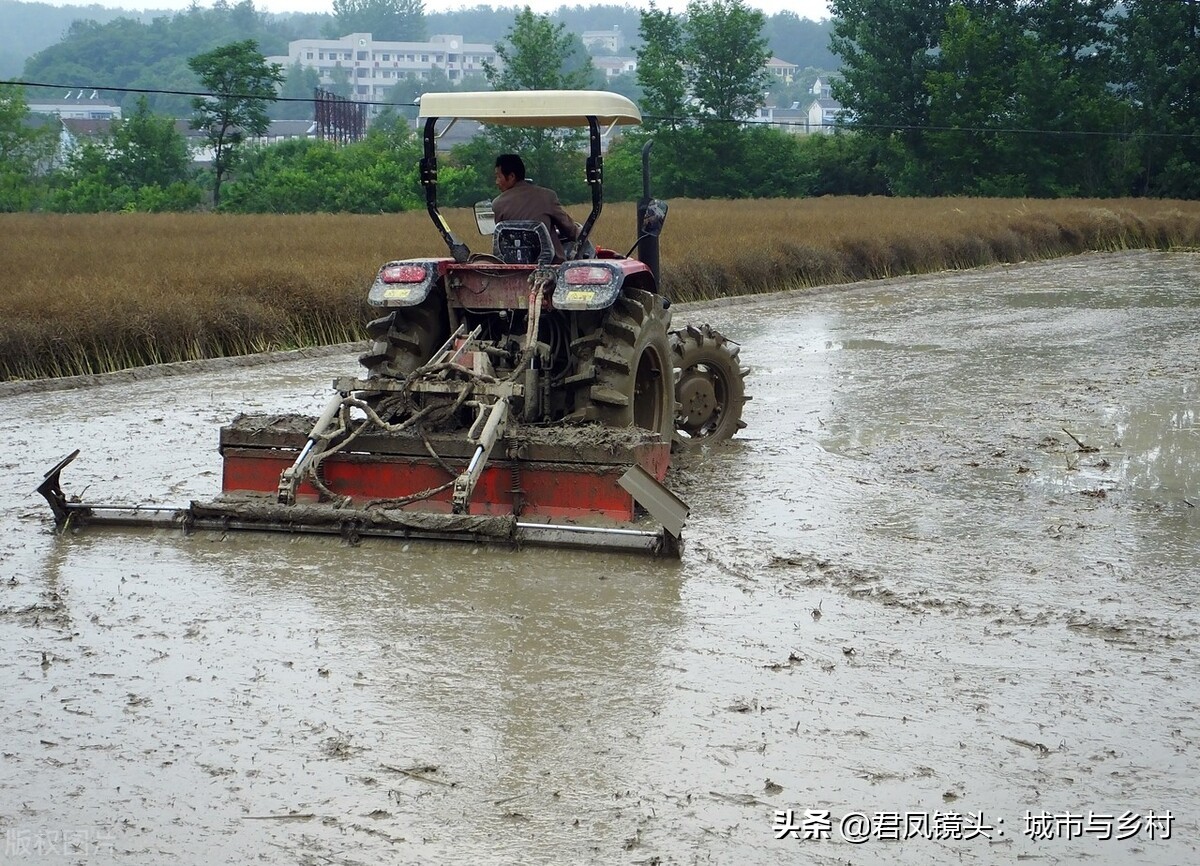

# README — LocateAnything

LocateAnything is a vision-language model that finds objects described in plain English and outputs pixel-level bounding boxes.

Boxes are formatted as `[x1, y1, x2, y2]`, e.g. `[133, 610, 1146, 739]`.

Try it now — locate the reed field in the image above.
[3, 198, 1200, 381]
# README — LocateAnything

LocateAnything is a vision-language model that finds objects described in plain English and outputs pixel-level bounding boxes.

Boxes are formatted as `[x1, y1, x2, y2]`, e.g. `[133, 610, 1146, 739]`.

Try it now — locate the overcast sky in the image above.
[39, 1, 832, 21]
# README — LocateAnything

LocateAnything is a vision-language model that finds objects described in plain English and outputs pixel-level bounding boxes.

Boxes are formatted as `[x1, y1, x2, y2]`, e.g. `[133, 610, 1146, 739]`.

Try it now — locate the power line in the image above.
[733, 118, 1200, 140]
[645, 113, 1200, 140]
[4, 77, 1198, 141]
[2, 78, 419, 107]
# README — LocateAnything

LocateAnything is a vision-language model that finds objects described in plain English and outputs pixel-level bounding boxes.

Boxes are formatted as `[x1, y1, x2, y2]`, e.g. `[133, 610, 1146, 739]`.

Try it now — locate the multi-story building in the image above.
[805, 79, 847, 133]
[28, 91, 122, 121]
[582, 27, 624, 53]
[765, 57, 799, 86]
[269, 33, 500, 103]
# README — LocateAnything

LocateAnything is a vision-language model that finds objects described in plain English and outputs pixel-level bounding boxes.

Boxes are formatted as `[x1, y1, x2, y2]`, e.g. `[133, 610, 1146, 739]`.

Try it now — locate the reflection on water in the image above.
[1110, 388, 1198, 497]
[716, 252, 1200, 598]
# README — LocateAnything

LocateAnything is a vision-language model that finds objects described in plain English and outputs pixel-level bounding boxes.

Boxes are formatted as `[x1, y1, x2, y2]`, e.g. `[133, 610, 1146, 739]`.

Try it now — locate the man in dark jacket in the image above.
[492, 153, 578, 262]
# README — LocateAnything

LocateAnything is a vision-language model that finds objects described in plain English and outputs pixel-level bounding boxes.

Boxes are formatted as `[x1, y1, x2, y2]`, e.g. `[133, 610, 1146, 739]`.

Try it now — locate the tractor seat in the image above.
[493, 220, 555, 265]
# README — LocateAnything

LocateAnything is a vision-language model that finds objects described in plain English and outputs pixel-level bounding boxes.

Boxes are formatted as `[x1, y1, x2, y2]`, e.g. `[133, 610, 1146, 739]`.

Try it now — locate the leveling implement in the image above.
[39, 91, 748, 556]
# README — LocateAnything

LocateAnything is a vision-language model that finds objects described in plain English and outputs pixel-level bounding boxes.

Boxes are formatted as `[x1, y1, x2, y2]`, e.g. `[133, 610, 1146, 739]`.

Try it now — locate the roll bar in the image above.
[419, 114, 607, 263]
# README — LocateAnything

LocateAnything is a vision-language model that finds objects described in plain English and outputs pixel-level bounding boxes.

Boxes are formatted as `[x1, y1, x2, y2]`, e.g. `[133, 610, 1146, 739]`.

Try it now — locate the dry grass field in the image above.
[3, 197, 1200, 380]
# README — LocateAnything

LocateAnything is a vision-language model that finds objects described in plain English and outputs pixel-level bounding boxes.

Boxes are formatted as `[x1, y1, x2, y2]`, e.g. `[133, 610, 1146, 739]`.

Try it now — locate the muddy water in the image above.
[2, 251, 1197, 865]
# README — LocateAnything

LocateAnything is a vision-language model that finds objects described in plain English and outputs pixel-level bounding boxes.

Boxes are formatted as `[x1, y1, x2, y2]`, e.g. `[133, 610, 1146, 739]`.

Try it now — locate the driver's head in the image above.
[494, 154, 525, 192]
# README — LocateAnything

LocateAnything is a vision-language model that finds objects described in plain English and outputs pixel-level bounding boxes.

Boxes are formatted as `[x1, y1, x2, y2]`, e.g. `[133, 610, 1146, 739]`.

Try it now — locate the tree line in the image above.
[14, 1, 834, 116]
[620, 0, 1199, 200]
[2, 0, 1198, 214]
[829, 0, 1200, 198]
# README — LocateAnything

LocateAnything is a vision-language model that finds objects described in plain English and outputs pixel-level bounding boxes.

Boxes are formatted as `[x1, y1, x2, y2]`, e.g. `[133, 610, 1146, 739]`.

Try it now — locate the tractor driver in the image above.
[493, 154, 579, 262]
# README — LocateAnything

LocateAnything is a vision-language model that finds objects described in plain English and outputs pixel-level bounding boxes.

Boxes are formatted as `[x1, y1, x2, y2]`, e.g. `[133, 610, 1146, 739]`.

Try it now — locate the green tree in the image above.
[829, 0, 1132, 197]
[922, 3, 1025, 194]
[791, 131, 891, 196]
[274, 62, 321, 121]
[219, 120, 477, 213]
[685, 0, 770, 121]
[482, 7, 596, 194]
[630, 0, 772, 199]
[637, 0, 769, 125]
[188, 39, 284, 208]
[1016, 0, 1128, 197]
[49, 97, 201, 213]
[331, 0, 426, 42]
[1114, 0, 1200, 197]
[1014, 9, 1128, 197]
[0, 83, 56, 211]
[445, 135, 502, 206]
[484, 6, 596, 91]
[327, 64, 354, 99]
[110, 97, 195, 190]
[829, 0, 958, 176]
[49, 136, 121, 212]
[1022, 0, 1112, 79]
[636, 2, 688, 130]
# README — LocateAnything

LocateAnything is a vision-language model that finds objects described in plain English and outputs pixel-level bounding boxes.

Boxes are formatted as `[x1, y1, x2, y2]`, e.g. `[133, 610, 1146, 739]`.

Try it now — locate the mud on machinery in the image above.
[39, 91, 748, 556]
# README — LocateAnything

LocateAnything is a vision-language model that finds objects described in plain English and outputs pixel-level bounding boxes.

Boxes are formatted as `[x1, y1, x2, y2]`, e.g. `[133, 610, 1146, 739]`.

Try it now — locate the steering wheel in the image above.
[564, 224, 596, 260]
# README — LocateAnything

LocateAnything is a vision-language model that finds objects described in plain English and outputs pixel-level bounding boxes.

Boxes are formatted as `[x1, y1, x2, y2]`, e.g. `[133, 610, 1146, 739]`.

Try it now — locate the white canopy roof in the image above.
[417, 90, 642, 128]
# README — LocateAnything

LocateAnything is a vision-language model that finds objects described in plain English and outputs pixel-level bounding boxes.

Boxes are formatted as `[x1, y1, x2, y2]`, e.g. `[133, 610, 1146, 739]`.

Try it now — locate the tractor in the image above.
[357, 90, 746, 450]
[38, 91, 748, 556]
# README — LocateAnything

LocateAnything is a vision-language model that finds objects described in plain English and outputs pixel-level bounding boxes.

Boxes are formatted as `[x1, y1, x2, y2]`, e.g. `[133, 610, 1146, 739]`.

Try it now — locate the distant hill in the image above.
[0, 1, 179, 77]
[6, 1, 836, 95]
[424, 4, 836, 69]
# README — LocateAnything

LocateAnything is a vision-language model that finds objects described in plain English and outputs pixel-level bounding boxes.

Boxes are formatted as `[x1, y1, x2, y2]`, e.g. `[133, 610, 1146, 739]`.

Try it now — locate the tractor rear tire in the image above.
[571, 288, 675, 442]
[670, 324, 748, 447]
[358, 293, 448, 380]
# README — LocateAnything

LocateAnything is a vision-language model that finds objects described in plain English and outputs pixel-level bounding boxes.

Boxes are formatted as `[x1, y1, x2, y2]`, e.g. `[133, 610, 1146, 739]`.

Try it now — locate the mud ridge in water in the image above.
[761, 548, 1196, 645]
[0, 344, 361, 398]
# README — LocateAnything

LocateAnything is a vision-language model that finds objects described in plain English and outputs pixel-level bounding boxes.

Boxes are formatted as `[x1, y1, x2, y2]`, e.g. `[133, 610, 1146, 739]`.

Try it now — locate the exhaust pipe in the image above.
[636, 140, 662, 292]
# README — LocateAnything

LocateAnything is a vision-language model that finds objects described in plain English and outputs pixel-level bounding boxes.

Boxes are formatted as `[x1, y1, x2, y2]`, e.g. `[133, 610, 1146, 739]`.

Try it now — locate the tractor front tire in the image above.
[670, 323, 748, 447]
[571, 289, 675, 443]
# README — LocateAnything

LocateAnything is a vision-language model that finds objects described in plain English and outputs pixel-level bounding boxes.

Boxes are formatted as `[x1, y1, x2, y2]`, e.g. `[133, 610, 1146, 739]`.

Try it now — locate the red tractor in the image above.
[39, 91, 748, 556]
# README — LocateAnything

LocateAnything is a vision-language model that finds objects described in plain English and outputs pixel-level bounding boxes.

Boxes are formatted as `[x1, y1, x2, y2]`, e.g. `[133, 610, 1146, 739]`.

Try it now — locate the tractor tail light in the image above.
[564, 266, 613, 286]
[381, 264, 429, 283]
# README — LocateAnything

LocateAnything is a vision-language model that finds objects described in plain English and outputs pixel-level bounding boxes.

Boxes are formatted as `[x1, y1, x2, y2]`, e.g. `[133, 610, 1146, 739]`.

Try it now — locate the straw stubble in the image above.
[3, 198, 1199, 380]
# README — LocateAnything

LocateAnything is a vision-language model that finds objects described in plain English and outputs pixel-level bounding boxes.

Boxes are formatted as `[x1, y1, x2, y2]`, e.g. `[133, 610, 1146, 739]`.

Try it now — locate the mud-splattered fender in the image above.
[552, 259, 656, 311]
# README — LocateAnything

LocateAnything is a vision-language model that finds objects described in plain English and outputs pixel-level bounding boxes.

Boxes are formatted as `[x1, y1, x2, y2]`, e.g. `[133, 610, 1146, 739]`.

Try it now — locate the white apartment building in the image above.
[269, 33, 500, 103]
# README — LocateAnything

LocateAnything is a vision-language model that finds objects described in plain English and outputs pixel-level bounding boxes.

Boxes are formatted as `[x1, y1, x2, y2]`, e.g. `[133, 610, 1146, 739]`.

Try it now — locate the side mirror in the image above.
[474, 199, 496, 236]
[641, 199, 668, 237]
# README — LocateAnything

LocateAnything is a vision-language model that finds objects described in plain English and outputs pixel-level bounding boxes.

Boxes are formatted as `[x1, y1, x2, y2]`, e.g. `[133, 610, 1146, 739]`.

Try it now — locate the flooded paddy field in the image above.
[2, 251, 1198, 865]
